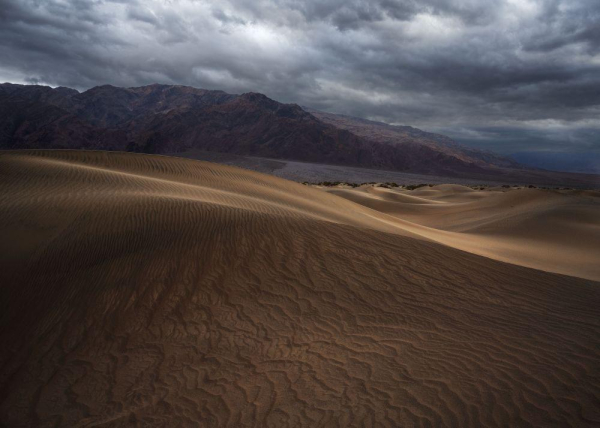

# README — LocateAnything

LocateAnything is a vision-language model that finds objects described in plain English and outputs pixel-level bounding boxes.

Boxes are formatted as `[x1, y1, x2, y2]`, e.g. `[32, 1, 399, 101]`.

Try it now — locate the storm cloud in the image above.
[1, 0, 599, 154]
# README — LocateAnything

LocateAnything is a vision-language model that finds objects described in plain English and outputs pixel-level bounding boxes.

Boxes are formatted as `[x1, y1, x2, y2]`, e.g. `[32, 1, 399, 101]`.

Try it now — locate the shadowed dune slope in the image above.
[1, 150, 600, 427]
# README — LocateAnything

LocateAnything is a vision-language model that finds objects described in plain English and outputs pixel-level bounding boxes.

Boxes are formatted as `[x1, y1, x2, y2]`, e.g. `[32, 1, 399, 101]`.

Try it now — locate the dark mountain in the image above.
[309, 109, 519, 169]
[0, 82, 597, 185]
[511, 151, 600, 174]
[0, 90, 126, 150]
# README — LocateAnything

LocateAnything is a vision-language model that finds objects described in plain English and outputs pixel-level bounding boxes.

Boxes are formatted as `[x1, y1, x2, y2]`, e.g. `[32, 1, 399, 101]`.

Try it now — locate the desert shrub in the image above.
[313, 181, 361, 187]
[405, 183, 429, 190]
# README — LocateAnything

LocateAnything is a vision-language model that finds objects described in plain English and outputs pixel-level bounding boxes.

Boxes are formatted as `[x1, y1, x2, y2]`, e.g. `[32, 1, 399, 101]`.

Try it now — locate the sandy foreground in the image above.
[0, 150, 599, 427]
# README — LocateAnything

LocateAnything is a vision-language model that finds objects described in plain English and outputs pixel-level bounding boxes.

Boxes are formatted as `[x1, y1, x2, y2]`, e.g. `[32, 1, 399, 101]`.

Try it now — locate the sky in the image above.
[1, 0, 599, 155]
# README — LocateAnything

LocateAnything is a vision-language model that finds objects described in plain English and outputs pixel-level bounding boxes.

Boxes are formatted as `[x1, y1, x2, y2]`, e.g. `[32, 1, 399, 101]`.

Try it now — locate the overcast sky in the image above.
[1, 0, 599, 154]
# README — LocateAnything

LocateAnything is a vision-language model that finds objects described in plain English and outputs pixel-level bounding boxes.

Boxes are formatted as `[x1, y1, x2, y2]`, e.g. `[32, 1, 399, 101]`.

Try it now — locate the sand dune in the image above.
[326, 184, 600, 281]
[1, 150, 600, 427]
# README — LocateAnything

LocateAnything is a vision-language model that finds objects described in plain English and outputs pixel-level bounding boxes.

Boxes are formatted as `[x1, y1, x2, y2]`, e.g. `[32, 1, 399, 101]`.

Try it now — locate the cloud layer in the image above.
[1, 0, 599, 153]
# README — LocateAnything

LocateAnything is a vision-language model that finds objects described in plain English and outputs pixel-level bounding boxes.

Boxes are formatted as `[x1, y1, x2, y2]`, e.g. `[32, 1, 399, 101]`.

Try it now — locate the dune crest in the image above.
[326, 183, 600, 281]
[1, 151, 599, 427]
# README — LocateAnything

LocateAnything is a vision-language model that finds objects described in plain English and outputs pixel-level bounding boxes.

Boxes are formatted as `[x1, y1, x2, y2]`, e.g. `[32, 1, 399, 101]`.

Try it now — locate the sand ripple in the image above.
[1, 151, 599, 427]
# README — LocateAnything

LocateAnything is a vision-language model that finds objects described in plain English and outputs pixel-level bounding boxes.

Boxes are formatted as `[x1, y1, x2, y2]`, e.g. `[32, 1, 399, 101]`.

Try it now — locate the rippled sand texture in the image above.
[326, 183, 600, 281]
[1, 150, 599, 427]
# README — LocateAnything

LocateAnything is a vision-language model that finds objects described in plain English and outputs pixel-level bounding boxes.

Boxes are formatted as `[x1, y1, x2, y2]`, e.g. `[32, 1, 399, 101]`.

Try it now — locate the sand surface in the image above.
[1, 150, 599, 427]
[325, 184, 600, 281]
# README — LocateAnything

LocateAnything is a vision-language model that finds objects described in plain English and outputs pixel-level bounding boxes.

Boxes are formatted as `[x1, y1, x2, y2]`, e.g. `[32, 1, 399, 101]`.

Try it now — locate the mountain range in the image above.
[0, 82, 598, 186]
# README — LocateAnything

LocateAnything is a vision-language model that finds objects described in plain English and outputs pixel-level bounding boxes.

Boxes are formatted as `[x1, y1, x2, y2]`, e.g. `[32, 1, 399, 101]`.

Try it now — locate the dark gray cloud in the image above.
[1, 0, 599, 154]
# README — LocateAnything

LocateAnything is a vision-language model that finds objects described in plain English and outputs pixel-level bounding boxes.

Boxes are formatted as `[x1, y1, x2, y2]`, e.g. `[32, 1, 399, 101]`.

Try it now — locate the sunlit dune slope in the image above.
[1, 150, 599, 427]
[327, 183, 600, 281]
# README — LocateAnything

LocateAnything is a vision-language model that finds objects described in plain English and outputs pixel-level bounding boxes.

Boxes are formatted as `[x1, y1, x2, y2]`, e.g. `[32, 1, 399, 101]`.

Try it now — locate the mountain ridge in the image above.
[0, 82, 597, 186]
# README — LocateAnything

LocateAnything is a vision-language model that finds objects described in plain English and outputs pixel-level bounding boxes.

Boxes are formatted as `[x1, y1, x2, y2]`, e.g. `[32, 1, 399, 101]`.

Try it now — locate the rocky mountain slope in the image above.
[0, 83, 521, 177]
[310, 110, 519, 169]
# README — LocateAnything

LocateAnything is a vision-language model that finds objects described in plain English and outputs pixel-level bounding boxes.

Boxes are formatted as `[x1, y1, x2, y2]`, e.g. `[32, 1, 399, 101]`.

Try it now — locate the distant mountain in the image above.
[309, 110, 520, 169]
[0, 89, 126, 151]
[0, 82, 596, 186]
[511, 151, 600, 174]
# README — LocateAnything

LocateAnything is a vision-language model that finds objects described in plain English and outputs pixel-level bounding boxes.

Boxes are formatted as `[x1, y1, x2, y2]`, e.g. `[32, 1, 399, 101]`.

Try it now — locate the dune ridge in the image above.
[1, 150, 599, 427]
[326, 183, 600, 281]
